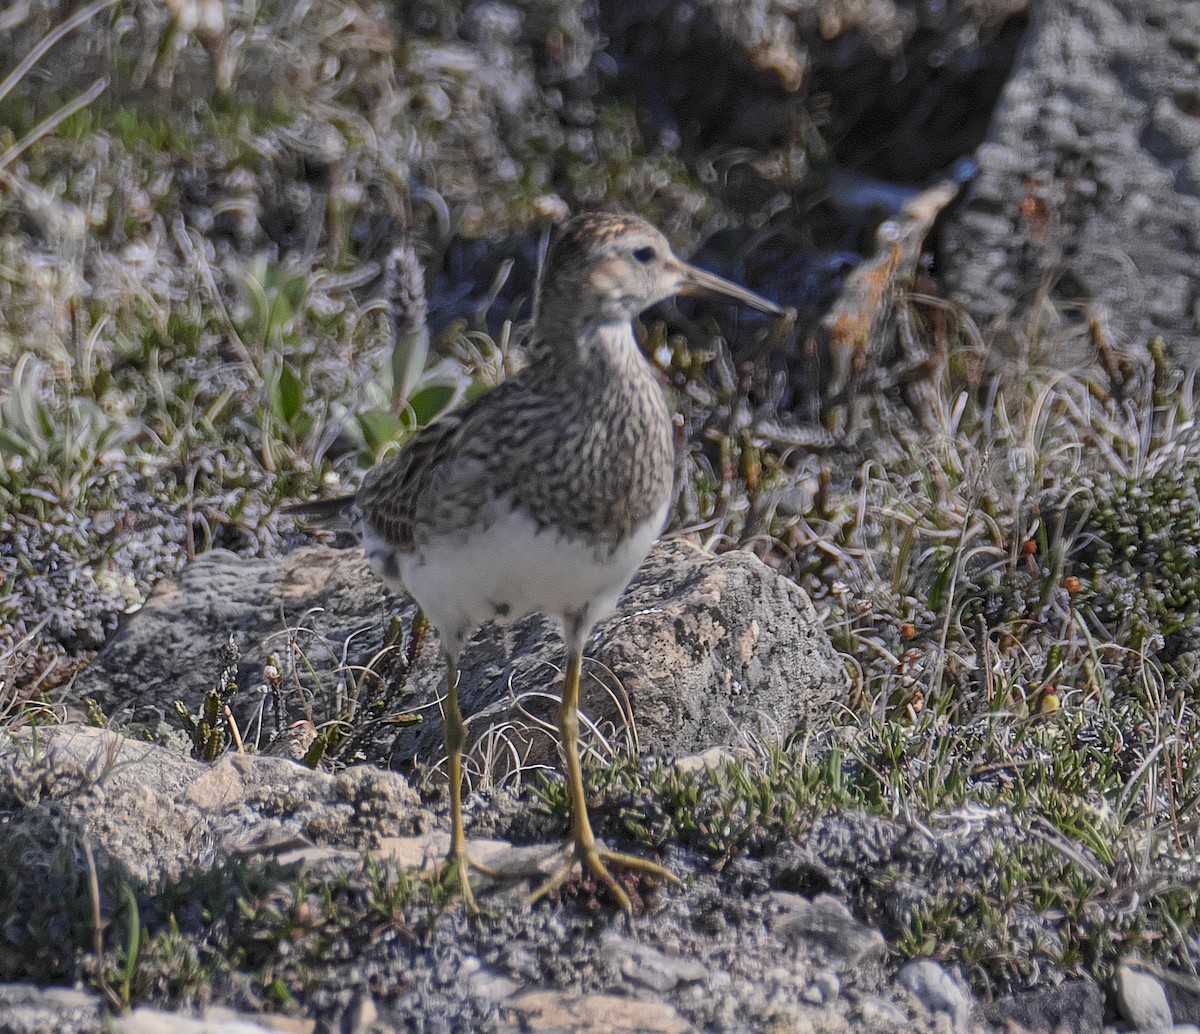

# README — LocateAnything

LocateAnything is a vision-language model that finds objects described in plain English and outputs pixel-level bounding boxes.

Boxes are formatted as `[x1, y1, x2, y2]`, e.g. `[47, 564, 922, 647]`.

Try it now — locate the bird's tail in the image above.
[283, 494, 358, 532]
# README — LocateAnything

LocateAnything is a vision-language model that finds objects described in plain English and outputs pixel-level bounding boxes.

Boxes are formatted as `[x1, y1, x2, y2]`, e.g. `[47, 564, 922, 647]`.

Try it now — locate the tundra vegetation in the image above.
[0, 0, 1196, 1020]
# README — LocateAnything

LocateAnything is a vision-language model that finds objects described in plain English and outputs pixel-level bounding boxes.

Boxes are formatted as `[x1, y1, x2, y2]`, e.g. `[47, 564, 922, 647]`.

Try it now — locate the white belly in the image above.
[364, 499, 669, 650]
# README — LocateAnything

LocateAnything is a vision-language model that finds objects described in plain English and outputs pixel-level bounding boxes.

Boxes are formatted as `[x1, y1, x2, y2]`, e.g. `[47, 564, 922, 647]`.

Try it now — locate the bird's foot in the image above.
[529, 840, 680, 913]
[436, 849, 498, 914]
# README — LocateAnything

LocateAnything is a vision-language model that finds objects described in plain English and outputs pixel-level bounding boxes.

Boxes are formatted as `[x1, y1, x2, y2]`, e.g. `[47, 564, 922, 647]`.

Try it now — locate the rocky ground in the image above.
[5, 722, 1193, 1034]
[3, 0, 1200, 1032]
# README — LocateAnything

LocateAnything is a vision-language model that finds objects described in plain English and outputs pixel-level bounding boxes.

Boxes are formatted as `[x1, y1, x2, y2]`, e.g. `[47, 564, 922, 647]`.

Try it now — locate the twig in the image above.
[83, 838, 122, 1012]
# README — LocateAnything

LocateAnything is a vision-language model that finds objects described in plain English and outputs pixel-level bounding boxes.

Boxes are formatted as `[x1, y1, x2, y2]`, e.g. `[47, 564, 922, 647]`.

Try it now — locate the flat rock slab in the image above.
[500, 990, 695, 1034]
[75, 540, 845, 768]
[0, 985, 317, 1034]
[0, 724, 423, 888]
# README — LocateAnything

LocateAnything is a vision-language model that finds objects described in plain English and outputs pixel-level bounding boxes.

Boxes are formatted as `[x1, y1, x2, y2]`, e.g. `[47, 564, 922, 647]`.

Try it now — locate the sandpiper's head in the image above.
[542, 212, 782, 327]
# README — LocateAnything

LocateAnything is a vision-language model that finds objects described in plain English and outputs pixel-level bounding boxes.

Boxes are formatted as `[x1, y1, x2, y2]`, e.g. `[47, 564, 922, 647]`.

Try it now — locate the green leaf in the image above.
[119, 883, 142, 1007]
[0, 428, 34, 459]
[406, 383, 455, 427]
[355, 409, 406, 454]
[463, 377, 491, 402]
[928, 553, 953, 611]
[273, 362, 303, 424]
[281, 272, 307, 311]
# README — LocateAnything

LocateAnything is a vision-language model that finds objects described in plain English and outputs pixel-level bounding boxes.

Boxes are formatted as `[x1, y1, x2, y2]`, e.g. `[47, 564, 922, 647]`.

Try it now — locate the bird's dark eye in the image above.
[633, 246, 656, 264]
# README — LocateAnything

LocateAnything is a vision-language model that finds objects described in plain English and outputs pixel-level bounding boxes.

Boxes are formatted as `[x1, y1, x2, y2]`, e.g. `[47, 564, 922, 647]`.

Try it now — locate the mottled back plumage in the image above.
[297, 210, 781, 587]
[357, 213, 685, 560]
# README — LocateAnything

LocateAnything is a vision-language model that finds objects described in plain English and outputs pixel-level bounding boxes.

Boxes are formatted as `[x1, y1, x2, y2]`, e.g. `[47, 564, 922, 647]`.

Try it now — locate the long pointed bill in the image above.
[677, 261, 783, 316]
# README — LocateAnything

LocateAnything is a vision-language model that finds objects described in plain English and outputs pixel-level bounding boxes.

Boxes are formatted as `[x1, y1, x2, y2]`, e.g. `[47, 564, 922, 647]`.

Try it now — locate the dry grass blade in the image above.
[0, 0, 117, 105]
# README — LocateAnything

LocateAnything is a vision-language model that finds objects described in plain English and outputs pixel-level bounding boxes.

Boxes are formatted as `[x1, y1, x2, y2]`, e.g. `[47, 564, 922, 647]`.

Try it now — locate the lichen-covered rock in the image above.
[75, 540, 845, 770]
[0, 724, 424, 890]
[582, 540, 843, 757]
[75, 545, 407, 735]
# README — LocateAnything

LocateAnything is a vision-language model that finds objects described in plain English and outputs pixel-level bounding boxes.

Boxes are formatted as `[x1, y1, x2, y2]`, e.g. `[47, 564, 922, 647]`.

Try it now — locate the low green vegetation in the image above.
[2, 0, 1199, 1017]
[0, 817, 422, 1014]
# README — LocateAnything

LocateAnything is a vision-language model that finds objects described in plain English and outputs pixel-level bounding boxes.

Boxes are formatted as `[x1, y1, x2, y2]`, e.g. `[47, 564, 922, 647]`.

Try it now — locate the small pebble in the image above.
[899, 959, 971, 1032]
[1115, 963, 1173, 1031]
[802, 970, 840, 1005]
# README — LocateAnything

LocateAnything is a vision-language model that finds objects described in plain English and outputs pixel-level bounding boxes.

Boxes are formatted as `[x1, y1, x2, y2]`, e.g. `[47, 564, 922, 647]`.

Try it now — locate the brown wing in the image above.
[358, 370, 565, 551]
[356, 407, 469, 554]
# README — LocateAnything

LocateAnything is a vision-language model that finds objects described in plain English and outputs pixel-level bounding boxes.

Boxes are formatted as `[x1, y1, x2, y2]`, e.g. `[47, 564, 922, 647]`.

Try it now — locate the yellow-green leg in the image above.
[529, 632, 680, 912]
[439, 654, 495, 911]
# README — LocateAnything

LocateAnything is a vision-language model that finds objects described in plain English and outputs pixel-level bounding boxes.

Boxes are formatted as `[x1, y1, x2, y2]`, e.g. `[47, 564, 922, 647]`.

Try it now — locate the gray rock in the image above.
[202, 1010, 314, 1033]
[117, 1011, 278, 1033]
[567, 540, 843, 758]
[803, 969, 841, 1006]
[338, 995, 376, 1034]
[465, 965, 522, 1006]
[0, 987, 318, 1034]
[499, 990, 695, 1033]
[601, 933, 708, 993]
[767, 892, 886, 970]
[898, 960, 971, 1032]
[1159, 968, 1200, 1026]
[856, 994, 910, 1029]
[74, 545, 410, 736]
[941, 0, 1200, 364]
[1116, 963, 1174, 1031]
[75, 541, 845, 768]
[0, 984, 104, 1034]
[981, 978, 1104, 1034]
[672, 747, 736, 775]
[0, 724, 422, 889]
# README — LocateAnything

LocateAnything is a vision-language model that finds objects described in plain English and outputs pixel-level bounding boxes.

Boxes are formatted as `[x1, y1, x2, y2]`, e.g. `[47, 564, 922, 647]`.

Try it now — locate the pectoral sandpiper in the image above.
[291, 212, 782, 911]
